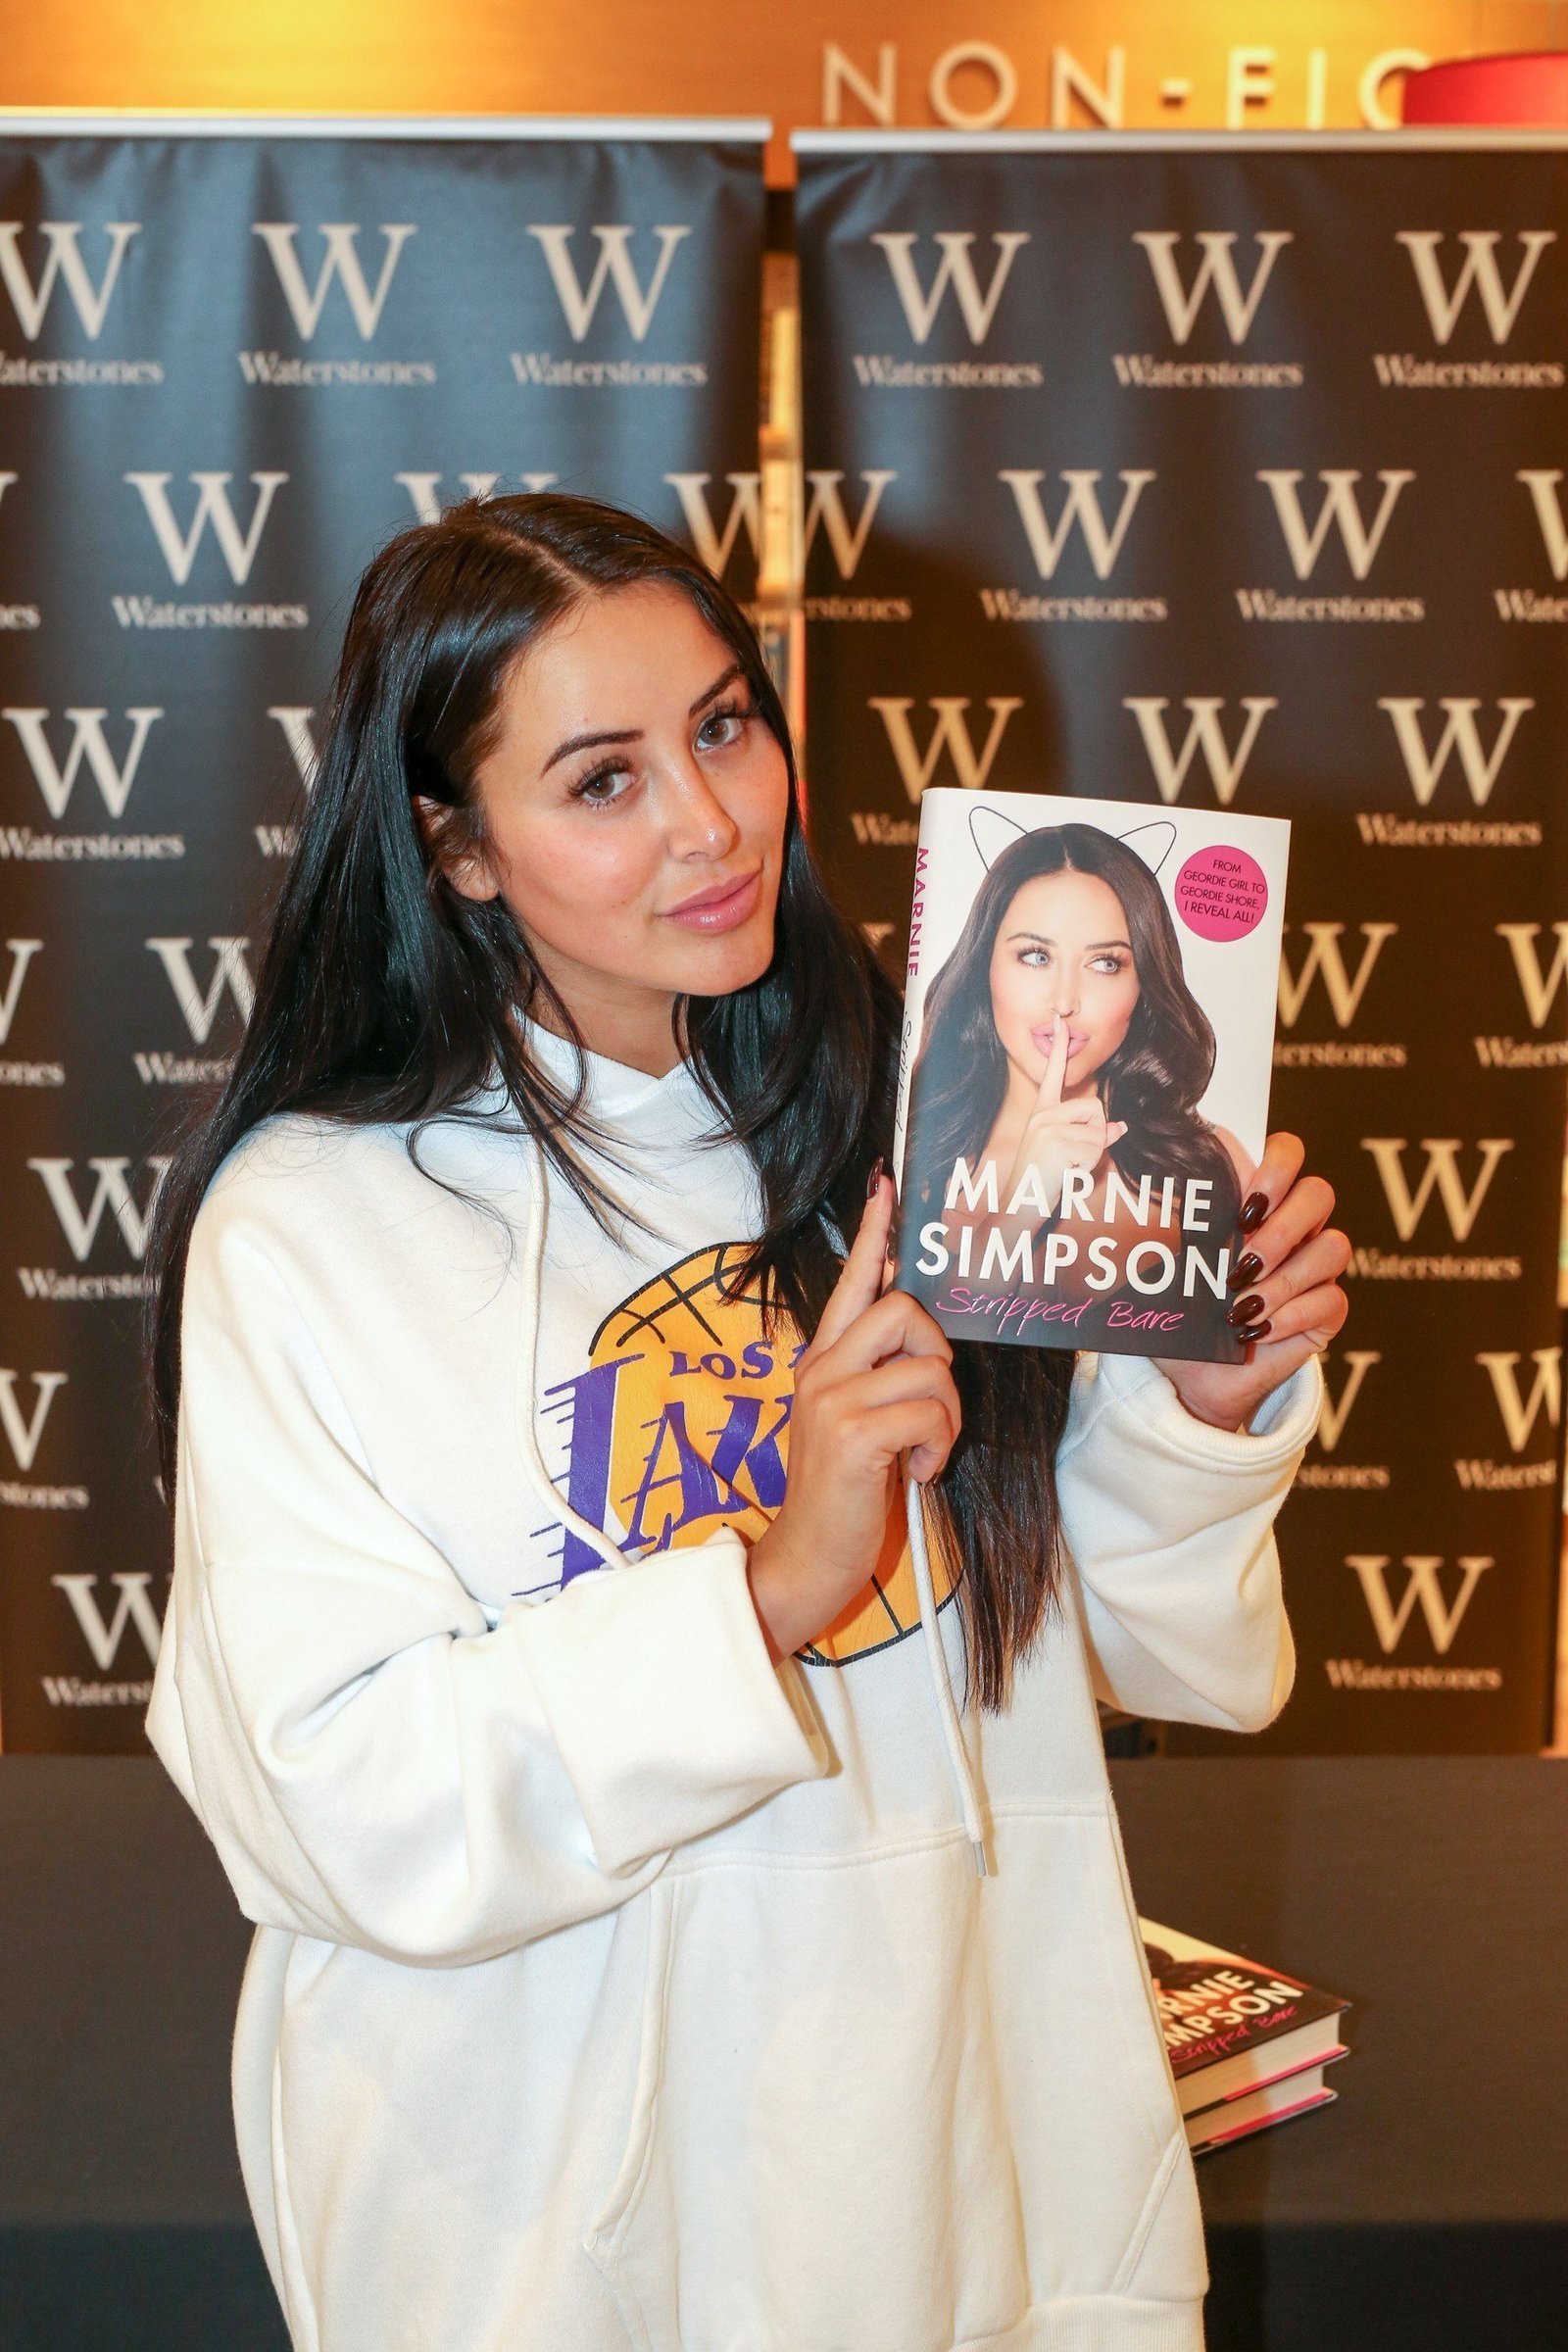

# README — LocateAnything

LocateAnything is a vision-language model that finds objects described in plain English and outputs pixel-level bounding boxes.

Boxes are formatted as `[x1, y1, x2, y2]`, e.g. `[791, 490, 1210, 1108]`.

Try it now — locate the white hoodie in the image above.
[148, 1024, 1320, 2352]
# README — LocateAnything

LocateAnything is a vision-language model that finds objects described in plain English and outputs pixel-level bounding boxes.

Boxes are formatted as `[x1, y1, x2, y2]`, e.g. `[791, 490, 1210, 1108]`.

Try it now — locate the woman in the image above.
[902, 822, 1254, 1355]
[145, 492, 1348, 2352]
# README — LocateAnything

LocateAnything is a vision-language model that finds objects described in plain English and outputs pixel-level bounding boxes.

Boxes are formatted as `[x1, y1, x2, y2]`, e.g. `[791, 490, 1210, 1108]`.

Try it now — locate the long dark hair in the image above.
[906, 822, 1242, 1230]
[146, 491, 1068, 1709]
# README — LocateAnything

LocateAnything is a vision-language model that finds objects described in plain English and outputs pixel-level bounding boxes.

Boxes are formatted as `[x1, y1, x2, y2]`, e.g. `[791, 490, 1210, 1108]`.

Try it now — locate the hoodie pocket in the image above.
[583, 1838, 1030, 2352]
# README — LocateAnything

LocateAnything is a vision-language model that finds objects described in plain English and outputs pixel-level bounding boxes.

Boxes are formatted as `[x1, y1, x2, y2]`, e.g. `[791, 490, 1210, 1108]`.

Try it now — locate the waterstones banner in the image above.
[0, 115, 765, 1751]
[795, 127, 1568, 1755]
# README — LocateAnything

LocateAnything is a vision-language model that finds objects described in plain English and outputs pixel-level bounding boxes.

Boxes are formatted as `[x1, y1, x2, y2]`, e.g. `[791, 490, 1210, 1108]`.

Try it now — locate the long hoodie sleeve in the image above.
[1055, 1348, 1322, 1733]
[147, 1206, 829, 1968]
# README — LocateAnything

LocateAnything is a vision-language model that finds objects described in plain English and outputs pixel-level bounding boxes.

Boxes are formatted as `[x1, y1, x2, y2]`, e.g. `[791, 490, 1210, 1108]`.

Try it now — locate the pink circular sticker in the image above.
[1174, 845, 1269, 943]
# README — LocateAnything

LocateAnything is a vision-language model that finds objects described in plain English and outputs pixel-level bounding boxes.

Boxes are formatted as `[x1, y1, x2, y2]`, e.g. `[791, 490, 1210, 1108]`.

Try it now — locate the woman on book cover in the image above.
[902, 821, 1256, 1350]
[141, 493, 1348, 2352]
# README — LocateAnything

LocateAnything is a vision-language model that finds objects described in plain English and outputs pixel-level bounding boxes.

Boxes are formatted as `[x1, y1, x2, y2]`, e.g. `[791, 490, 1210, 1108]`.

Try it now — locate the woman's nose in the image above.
[664, 760, 740, 859]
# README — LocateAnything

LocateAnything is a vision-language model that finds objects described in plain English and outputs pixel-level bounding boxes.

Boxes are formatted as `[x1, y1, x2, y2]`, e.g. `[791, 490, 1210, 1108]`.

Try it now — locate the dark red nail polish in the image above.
[1236, 1319, 1271, 1345]
[866, 1156, 886, 1200]
[1228, 1292, 1264, 1328]
[1237, 1192, 1269, 1234]
[1231, 1250, 1264, 1289]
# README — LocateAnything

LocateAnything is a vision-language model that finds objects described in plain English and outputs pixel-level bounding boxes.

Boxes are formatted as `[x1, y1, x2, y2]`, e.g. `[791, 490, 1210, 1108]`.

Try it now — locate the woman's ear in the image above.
[412, 793, 501, 904]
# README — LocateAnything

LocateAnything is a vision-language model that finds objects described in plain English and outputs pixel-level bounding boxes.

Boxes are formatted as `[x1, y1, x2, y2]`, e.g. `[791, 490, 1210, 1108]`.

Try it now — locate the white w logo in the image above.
[124, 470, 287, 586]
[1378, 697, 1532, 808]
[1476, 1348, 1561, 1451]
[0, 936, 42, 1043]
[0, 1367, 67, 1472]
[1361, 1137, 1513, 1243]
[1, 707, 163, 818]
[0, 220, 138, 339]
[527, 224, 689, 341]
[1347, 1554, 1492, 1655]
[1315, 1349, 1382, 1451]
[1396, 230, 1555, 344]
[1134, 230, 1293, 344]
[146, 937, 255, 1045]
[1258, 469, 1413, 579]
[253, 221, 416, 339]
[1123, 696, 1275, 806]
[1278, 923, 1397, 1028]
[267, 707, 320, 791]
[804, 470, 897, 579]
[871, 231, 1029, 344]
[1001, 469, 1154, 579]
[664, 472, 760, 576]
[52, 1572, 162, 1669]
[394, 469, 557, 525]
[869, 697, 1022, 803]
[1517, 470, 1568, 579]
[28, 1155, 170, 1261]
[1494, 922, 1568, 1027]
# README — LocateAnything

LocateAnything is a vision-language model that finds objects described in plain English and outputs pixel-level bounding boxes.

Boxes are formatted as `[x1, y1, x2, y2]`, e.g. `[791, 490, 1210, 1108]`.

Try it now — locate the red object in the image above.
[1402, 52, 1568, 123]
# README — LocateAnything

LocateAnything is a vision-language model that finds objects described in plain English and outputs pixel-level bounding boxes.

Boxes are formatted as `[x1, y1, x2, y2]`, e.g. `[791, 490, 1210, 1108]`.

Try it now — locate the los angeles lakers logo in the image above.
[542, 1243, 956, 1667]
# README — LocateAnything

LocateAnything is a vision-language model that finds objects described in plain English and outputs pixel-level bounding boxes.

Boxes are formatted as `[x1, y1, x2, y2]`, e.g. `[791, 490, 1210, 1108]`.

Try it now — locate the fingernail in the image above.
[866, 1156, 886, 1200]
[1236, 1319, 1271, 1345]
[1230, 1250, 1264, 1289]
[1237, 1192, 1269, 1233]
[1227, 1292, 1264, 1329]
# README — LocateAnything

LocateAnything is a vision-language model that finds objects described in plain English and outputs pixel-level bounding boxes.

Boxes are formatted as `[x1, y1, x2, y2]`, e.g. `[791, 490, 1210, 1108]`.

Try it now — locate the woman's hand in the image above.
[1154, 1132, 1350, 1434]
[1002, 1015, 1128, 1219]
[747, 1171, 961, 1664]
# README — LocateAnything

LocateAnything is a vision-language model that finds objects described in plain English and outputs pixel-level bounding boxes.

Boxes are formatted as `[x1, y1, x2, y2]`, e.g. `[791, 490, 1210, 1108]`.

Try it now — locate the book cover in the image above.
[891, 787, 1291, 1363]
[1139, 1916, 1350, 2116]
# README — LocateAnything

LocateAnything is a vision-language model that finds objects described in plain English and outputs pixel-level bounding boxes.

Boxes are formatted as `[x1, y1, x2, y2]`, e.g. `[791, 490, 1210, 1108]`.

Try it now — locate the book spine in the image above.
[891, 1003, 916, 1202]
[890, 811, 936, 1204]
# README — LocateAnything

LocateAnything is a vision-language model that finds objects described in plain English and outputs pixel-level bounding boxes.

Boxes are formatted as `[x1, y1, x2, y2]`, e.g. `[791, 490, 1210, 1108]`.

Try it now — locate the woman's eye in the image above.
[1019, 946, 1051, 968]
[1090, 954, 1129, 976]
[572, 764, 635, 808]
[696, 701, 752, 751]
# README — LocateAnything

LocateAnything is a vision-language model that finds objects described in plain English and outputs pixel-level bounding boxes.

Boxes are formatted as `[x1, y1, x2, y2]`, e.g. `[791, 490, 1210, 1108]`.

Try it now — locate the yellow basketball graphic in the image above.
[586, 1243, 957, 1667]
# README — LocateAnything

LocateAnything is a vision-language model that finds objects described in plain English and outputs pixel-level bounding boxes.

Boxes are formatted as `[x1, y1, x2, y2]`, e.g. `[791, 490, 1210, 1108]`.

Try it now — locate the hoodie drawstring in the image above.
[906, 1471, 992, 1879]
[514, 1138, 991, 1878]
[514, 1141, 627, 1579]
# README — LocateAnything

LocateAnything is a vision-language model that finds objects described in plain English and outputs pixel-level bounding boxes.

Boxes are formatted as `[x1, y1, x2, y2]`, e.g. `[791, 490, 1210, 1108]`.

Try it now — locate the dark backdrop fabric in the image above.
[0, 122, 764, 1751]
[795, 130, 1568, 1752]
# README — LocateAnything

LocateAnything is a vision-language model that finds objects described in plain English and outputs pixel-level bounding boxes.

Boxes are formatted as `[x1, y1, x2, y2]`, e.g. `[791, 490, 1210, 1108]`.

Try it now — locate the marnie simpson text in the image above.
[911, 1153, 1235, 1302]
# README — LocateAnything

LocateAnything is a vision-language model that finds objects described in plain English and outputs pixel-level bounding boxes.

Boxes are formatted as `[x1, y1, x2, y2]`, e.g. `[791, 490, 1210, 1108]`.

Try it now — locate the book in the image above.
[891, 787, 1292, 1363]
[1139, 1917, 1350, 2133]
[1184, 2066, 1340, 2156]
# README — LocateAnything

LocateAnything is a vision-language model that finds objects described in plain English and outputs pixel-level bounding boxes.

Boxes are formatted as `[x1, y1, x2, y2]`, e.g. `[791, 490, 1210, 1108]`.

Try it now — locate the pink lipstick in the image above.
[662, 867, 763, 933]
[1030, 1022, 1090, 1058]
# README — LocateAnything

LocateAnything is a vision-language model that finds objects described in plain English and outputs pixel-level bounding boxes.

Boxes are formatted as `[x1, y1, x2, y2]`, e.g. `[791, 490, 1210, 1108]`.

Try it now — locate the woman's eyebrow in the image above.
[543, 724, 639, 773]
[690, 661, 743, 712]
[542, 663, 745, 773]
[1004, 930, 1132, 951]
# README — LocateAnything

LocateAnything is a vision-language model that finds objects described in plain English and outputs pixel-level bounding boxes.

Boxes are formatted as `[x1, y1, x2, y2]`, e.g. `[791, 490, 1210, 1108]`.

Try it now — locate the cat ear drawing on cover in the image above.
[967, 801, 1178, 879]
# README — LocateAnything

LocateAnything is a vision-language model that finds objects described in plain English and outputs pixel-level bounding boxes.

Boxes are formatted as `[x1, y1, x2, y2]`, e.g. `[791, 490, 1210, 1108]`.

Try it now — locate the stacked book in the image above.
[1140, 1919, 1350, 2155]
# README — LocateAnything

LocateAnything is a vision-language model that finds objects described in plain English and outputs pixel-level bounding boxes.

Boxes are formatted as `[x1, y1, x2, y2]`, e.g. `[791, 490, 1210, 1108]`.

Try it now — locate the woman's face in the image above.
[987, 866, 1142, 1092]
[437, 580, 790, 1045]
